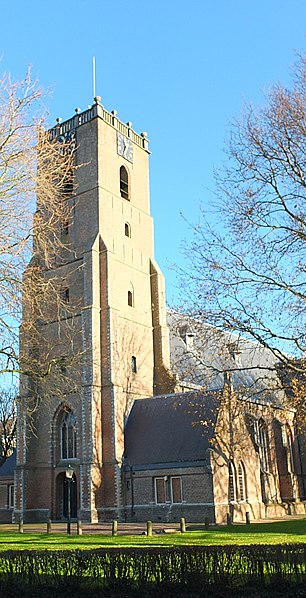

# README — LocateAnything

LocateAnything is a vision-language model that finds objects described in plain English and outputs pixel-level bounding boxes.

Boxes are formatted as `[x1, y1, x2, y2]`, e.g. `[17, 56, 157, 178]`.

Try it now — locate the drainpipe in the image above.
[130, 465, 134, 520]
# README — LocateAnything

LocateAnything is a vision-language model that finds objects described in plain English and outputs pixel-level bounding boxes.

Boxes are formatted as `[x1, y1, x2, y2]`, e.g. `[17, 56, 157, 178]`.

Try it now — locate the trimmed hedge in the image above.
[0, 544, 305, 595]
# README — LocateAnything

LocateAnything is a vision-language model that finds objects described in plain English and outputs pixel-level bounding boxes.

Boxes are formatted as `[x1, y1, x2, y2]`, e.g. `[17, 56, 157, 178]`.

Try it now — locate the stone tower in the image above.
[15, 97, 171, 522]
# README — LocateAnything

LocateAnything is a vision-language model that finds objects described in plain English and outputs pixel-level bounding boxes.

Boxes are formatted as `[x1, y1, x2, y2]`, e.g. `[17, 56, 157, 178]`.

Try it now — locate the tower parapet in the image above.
[49, 97, 150, 152]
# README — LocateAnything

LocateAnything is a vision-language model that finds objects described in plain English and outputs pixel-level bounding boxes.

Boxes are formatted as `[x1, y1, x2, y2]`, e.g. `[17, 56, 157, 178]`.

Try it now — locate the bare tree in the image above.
[0, 69, 80, 441]
[179, 54, 306, 417]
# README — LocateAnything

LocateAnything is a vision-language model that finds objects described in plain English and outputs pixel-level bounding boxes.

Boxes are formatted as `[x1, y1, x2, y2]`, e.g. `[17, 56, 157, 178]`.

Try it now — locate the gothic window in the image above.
[61, 411, 77, 460]
[120, 165, 129, 200]
[131, 356, 137, 373]
[228, 461, 236, 502]
[125, 222, 131, 237]
[286, 427, 295, 473]
[252, 418, 271, 473]
[258, 421, 270, 473]
[238, 461, 247, 501]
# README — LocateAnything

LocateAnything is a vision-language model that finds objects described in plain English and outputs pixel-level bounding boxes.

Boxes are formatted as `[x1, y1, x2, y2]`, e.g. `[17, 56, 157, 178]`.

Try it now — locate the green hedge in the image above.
[0, 544, 305, 595]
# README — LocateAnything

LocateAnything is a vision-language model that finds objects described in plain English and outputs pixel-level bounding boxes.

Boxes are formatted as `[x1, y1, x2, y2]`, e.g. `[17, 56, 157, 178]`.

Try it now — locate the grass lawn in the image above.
[0, 518, 305, 551]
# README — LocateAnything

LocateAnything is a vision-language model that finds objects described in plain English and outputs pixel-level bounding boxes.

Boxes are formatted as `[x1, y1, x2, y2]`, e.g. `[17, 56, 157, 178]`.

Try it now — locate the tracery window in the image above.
[238, 461, 247, 501]
[228, 461, 236, 502]
[61, 411, 77, 460]
[253, 419, 271, 473]
[286, 426, 295, 474]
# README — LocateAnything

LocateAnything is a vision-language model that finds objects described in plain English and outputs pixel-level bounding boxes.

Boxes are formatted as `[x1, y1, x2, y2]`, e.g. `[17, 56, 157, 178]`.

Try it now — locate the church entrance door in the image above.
[55, 472, 78, 519]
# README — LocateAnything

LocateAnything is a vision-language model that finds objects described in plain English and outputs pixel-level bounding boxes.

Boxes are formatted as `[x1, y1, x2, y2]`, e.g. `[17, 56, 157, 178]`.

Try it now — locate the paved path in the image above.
[2, 514, 305, 536]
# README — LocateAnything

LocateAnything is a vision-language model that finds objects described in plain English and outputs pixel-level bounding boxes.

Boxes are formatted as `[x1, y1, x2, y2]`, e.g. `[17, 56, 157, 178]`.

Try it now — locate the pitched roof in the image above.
[0, 450, 16, 477]
[124, 391, 220, 468]
[168, 311, 284, 405]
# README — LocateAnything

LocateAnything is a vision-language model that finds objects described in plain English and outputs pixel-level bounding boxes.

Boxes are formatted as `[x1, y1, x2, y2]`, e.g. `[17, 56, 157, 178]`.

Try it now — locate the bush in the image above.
[0, 544, 304, 595]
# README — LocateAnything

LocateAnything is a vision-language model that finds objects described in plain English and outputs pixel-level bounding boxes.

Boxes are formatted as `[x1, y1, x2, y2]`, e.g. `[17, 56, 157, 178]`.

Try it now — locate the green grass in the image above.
[0, 519, 305, 551]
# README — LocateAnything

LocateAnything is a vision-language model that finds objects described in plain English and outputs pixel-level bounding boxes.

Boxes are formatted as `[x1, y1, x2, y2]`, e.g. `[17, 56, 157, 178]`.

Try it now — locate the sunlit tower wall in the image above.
[14, 97, 171, 523]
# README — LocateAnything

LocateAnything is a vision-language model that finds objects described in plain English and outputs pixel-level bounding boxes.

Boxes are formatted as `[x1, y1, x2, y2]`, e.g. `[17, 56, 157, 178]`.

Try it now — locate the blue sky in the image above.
[1, 0, 305, 303]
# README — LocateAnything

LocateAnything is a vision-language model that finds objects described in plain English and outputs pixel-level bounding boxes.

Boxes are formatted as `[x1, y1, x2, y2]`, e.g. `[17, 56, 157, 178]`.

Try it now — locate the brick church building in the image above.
[4, 98, 305, 524]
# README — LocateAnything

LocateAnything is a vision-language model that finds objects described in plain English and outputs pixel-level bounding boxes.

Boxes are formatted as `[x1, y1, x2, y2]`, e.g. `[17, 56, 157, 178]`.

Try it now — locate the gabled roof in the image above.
[124, 391, 220, 469]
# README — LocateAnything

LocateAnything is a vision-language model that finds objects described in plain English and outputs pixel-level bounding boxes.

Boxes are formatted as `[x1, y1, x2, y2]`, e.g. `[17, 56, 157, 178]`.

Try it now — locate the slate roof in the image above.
[124, 390, 220, 469]
[168, 312, 284, 406]
[0, 450, 16, 478]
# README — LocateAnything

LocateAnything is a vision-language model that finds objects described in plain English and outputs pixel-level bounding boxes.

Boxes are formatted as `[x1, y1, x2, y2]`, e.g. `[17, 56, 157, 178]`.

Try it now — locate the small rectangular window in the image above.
[131, 356, 137, 373]
[60, 287, 70, 304]
[61, 218, 69, 236]
[155, 477, 166, 503]
[170, 477, 182, 503]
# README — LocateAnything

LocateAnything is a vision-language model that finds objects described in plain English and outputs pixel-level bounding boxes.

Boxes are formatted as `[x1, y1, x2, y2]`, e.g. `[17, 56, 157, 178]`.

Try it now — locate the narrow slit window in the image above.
[131, 356, 137, 373]
[61, 287, 70, 303]
[128, 290, 133, 307]
[125, 222, 131, 237]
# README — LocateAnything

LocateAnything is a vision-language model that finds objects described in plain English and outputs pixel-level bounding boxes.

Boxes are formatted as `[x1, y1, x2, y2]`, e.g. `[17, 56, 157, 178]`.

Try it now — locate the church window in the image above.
[62, 168, 74, 197]
[258, 420, 270, 473]
[61, 411, 77, 460]
[154, 476, 183, 503]
[125, 222, 131, 237]
[228, 461, 236, 502]
[285, 427, 295, 473]
[155, 477, 166, 503]
[61, 218, 70, 236]
[120, 166, 129, 200]
[128, 283, 134, 307]
[131, 356, 137, 373]
[238, 461, 247, 501]
[60, 287, 70, 303]
[8, 485, 14, 508]
[170, 476, 183, 503]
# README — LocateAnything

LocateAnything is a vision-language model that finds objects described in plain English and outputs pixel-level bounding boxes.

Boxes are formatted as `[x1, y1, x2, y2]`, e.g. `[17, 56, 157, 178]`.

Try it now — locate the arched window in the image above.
[61, 411, 77, 460]
[120, 166, 129, 200]
[128, 283, 134, 307]
[125, 222, 131, 237]
[238, 461, 247, 501]
[286, 426, 295, 474]
[258, 420, 270, 473]
[228, 461, 236, 502]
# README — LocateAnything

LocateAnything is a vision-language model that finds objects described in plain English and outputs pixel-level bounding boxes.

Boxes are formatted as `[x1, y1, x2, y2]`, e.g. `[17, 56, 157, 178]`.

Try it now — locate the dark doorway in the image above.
[63, 473, 77, 519]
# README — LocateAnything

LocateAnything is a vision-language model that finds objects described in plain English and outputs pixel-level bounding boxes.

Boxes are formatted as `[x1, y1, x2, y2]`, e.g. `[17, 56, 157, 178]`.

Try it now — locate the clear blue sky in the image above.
[1, 0, 305, 303]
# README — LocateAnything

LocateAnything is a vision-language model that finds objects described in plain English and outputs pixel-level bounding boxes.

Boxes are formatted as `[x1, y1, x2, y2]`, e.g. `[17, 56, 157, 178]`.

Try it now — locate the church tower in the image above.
[15, 97, 171, 522]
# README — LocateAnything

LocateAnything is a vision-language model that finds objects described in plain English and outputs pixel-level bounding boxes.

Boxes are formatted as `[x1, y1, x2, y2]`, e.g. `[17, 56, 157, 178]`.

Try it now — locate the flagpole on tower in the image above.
[92, 56, 96, 99]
